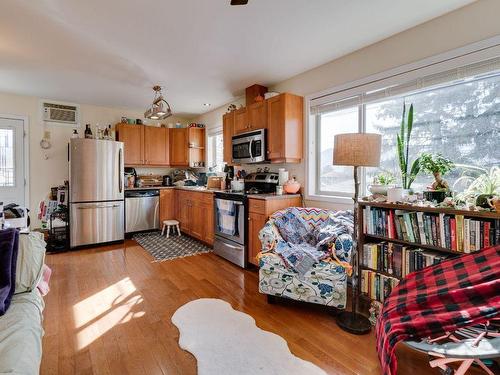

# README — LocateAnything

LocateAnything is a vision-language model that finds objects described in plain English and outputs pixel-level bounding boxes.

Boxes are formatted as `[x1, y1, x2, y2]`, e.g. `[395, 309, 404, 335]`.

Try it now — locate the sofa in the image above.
[0, 231, 48, 375]
[258, 207, 353, 309]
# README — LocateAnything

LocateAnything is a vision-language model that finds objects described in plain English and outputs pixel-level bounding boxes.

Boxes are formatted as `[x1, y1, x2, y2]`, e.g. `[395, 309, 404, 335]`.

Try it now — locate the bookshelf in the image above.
[357, 201, 499, 305]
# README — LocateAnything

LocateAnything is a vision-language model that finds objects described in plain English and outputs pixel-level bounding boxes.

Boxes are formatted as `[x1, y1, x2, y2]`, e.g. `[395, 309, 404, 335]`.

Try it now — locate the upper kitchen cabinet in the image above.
[247, 101, 267, 131]
[267, 93, 304, 163]
[116, 124, 170, 166]
[222, 112, 234, 164]
[170, 127, 206, 167]
[169, 128, 189, 166]
[233, 107, 248, 134]
[116, 124, 144, 165]
[144, 126, 169, 166]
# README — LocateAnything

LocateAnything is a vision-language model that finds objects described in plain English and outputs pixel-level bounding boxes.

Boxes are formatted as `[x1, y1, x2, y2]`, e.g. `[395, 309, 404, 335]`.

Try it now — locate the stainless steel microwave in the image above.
[232, 129, 266, 164]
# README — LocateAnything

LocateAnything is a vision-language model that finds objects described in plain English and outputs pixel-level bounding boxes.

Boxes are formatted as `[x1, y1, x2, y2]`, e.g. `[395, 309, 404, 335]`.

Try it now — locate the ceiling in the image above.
[0, 0, 474, 118]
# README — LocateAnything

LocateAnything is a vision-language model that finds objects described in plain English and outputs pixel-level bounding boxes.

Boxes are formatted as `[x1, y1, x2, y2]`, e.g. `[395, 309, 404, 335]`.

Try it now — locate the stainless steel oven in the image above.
[213, 192, 247, 268]
[232, 129, 266, 164]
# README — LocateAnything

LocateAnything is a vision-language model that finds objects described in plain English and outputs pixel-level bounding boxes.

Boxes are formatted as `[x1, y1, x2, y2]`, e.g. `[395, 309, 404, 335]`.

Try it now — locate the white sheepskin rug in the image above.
[171, 298, 327, 375]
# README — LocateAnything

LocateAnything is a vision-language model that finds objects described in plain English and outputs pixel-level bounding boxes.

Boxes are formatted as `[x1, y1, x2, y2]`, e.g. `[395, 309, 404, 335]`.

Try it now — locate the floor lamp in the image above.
[333, 133, 381, 335]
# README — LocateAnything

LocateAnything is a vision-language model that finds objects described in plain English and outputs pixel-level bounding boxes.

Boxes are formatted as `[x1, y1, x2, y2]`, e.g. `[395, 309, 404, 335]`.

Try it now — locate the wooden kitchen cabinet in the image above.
[175, 190, 214, 246]
[117, 124, 171, 166]
[144, 126, 169, 166]
[170, 128, 206, 167]
[222, 112, 234, 164]
[267, 93, 304, 163]
[169, 128, 189, 166]
[234, 107, 249, 134]
[247, 195, 303, 266]
[159, 189, 175, 223]
[247, 101, 267, 131]
[116, 124, 144, 165]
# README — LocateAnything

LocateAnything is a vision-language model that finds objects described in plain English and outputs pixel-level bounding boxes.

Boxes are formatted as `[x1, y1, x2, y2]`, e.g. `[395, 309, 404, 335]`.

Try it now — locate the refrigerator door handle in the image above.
[77, 204, 121, 209]
[118, 147, 123, 194]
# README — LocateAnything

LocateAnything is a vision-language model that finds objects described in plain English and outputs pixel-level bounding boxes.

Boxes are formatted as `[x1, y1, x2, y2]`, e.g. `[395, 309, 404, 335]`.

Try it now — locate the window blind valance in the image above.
[310, 55, 500, 115]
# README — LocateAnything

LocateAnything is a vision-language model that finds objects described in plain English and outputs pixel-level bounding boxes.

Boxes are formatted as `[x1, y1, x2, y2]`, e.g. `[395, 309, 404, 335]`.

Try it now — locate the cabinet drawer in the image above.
[248, 199, 266, 214]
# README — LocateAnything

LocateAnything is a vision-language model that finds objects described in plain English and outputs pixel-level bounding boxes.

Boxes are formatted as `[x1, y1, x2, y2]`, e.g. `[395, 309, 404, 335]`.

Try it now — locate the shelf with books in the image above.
[357, 201, 499, 305]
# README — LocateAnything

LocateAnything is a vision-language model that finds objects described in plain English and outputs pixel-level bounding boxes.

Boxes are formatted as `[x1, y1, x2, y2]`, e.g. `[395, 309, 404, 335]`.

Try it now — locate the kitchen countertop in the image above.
[247, 193, 302, 200]
[125, 186, 302, 200]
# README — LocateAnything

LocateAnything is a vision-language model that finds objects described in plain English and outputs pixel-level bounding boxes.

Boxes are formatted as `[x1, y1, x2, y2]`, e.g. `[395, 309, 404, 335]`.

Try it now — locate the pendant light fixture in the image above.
[144, 85, 173, 120]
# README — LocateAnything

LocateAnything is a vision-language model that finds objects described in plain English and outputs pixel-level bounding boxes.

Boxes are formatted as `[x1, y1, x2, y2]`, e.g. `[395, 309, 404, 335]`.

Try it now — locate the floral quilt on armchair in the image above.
[258, 207, 353, 308]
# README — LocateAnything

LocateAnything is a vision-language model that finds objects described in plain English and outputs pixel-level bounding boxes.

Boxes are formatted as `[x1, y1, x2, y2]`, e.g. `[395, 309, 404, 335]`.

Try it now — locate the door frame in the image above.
[0, 113, 30, 209]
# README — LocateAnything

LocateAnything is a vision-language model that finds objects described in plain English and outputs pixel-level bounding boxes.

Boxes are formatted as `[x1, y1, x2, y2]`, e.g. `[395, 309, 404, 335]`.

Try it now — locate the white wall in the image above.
[0, 91, 188, 227]
[193, 0, 500, 211]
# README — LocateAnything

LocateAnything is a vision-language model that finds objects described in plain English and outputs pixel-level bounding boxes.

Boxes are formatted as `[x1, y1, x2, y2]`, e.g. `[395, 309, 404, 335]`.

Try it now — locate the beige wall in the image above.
[194, 0, 500, 211]
[0, 91, 187, 227]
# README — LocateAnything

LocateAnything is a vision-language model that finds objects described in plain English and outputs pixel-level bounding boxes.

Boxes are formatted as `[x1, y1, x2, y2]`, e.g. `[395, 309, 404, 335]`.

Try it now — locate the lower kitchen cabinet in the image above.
[159, 189, 175, 223]
[247, 196, 302, 266]
[175, 190, 214, 246]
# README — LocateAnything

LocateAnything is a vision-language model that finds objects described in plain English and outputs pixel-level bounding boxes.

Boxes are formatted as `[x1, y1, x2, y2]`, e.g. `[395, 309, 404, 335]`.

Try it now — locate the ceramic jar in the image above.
[283, 177, 301, 194]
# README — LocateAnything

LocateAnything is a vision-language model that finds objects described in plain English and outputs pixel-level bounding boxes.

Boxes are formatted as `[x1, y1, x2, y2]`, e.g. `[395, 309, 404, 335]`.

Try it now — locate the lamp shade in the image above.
[333, 133, 381, 167]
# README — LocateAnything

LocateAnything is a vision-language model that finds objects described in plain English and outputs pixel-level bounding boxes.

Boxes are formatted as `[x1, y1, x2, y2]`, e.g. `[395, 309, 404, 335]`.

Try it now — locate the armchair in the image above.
[257, 207, 353, 309]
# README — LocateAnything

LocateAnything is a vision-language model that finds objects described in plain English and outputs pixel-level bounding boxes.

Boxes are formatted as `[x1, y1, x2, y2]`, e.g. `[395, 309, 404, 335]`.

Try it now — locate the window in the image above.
[0, 128, 14, 187]
[207, 131, 224, 172]
[309, 53, 500, 199]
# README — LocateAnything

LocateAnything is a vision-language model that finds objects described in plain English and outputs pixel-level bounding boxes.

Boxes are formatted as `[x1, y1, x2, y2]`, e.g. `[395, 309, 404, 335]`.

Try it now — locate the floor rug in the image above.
[172, 298, 327, 375]
[133, 231, 212, 262]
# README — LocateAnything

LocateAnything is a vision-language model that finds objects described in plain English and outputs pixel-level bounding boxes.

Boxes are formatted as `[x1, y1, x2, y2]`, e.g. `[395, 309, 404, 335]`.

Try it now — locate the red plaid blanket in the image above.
[376, 245, 500, 375]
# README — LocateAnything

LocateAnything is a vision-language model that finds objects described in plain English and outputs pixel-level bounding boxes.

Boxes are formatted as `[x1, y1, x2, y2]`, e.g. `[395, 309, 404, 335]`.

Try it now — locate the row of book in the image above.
[363, 207, 499, 252]
[360, 270, 399, 303]
[362, 242, 449, 278]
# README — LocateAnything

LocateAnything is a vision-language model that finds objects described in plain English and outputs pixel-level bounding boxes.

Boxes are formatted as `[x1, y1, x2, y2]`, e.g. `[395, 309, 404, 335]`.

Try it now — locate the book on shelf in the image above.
[361, 269, 399, 303]
[363, 206, 499, 252]
[362, 242, 449, 278]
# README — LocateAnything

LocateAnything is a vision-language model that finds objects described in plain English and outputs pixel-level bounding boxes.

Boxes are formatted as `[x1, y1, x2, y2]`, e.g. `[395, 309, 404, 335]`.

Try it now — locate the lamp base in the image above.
[336, 311, 371, 335]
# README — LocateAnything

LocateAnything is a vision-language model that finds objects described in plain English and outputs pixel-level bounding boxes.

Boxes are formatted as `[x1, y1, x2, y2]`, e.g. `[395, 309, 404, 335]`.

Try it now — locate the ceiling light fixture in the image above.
[144, 85, 173, 120]
[203, 103, 211, 107]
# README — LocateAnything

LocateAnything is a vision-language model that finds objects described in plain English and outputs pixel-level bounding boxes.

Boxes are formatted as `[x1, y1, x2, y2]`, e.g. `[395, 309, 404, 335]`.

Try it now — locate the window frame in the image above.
[305, 36, 500, 204]
[207, 129, 224, 171]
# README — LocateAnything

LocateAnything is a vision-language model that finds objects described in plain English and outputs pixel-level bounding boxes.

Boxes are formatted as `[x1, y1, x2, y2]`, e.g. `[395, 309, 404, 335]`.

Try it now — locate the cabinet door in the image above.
[248, 101, 267, 131]
[234, 107, 249, 134]
[188, 127, 205, 148]
[248, 212, 267, 266]
[117, 124, 144, 165]
[144, 126, 169, 165]
[222, 112, 234, 164]
[169, 128, 189, 166]
[190, 197, 204, 240]
[267, 95, 285, 161]
[177, 192, 191, 233]
[202, 200, 214, 245]
[159, 189, 175, 222]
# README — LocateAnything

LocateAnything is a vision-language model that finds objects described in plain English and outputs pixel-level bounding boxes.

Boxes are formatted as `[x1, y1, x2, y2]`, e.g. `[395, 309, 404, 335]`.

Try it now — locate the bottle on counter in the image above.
[71, 129, 79, 139]
[84, 124, 93, 139]
[103, 125, 109, 139]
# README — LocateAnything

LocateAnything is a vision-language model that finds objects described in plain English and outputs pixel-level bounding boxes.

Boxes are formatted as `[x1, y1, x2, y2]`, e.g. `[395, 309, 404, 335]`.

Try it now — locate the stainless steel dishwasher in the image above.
[125, 189, 160, 233]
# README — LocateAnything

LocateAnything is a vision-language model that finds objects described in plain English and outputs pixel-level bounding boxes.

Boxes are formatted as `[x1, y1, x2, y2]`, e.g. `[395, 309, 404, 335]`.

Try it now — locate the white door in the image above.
[0, 117, 25, 207]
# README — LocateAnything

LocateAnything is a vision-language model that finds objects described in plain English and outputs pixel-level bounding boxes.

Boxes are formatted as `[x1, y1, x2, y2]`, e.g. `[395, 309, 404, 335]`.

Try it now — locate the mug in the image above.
[387, 187, 403, 203]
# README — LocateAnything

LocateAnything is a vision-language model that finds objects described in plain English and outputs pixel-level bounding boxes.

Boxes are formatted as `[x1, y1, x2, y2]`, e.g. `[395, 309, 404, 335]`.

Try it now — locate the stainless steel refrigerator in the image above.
[69, 138, 124, 248]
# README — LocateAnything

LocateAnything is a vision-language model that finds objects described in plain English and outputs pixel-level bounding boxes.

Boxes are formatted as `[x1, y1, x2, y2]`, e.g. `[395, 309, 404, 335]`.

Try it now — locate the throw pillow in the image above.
[15, 232, 46, 294]
[0, 228, 19, 315]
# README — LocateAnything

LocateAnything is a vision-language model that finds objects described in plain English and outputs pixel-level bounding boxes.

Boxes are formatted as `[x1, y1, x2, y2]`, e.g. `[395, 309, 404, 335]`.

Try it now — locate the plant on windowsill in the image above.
[419, 152, 454, 203]
[397, 103, 421, 193]
[454, 166, 500, 208]
[367, 171, 396, 196]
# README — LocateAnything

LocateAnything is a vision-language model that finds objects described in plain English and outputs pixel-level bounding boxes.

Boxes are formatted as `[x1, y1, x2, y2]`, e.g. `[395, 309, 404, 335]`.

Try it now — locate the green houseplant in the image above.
[368, 171, 396, 195]
[455, 166, 500, 207]
[419, 153, 454, 190]
[397, 103, 421, 191]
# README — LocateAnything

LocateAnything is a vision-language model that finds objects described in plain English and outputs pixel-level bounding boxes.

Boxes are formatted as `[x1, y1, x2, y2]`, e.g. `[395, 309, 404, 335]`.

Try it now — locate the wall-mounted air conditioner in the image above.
[40, 100, 80, 127]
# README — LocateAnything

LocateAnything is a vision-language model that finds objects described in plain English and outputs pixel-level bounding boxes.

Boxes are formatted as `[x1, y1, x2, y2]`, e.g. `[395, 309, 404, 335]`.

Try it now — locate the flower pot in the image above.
[368, 184, 394, 196]
[423, 190, 451, 203]
[476, 194, 494, 208]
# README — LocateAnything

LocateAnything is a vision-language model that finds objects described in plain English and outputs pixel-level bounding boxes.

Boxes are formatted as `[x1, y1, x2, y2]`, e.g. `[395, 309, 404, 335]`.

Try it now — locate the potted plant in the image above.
[419, 153, 454, 203]
[455, 166, 500, 208]
[368, 171, 396, 195]
[397, 103, 421, 194]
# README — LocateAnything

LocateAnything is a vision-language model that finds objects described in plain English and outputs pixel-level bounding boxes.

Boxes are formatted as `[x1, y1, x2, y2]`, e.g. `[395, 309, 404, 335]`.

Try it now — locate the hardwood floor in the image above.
[41, 240, 452, 374]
